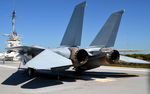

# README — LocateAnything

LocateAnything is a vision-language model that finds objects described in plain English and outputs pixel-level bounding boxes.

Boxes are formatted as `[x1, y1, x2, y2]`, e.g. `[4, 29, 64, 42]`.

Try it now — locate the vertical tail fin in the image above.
[90, 9, 125, 47]
[60, 1, 86, 47]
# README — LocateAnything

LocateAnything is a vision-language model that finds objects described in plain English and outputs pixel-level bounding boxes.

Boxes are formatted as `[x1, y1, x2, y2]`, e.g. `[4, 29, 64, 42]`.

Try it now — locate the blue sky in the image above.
[0, 0, 150, 54]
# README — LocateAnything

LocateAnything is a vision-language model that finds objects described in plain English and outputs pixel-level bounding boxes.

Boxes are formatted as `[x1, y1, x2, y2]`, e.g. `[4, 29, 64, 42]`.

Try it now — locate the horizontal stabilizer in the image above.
[118, 49, 144, 52]
[60, 1, 86, 47]
[90, 9, 125, 47]
[120, 55, 150, 64]
[26, 49, 72, 69]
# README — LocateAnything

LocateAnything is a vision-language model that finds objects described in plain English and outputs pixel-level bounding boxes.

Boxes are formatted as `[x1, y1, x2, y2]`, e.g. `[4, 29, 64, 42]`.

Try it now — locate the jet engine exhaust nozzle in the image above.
[106, 50, 120, 63]
[69, 47, 89, 67]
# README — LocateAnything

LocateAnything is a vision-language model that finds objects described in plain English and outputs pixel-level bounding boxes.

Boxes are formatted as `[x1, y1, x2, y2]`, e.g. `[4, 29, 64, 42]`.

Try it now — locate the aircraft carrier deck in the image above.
[0, 61, 149, 94]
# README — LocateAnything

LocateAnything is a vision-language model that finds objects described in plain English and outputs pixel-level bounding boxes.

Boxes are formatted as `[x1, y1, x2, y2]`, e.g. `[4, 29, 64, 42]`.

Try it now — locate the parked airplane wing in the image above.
[118, 49, 144, 52]
[90, 9, 124, 47]
[120, 55, 150, 64]
[6, 46, 45, 59]
[26, 49, 72, 69]
[6, 45, 45, 50]
[7, 45, 45, 53]
[60, 1, 86, 47]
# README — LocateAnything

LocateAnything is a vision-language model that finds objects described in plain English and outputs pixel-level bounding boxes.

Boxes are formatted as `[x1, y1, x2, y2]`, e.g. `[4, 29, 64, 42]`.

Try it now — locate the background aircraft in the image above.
[8, 1, 149, 77]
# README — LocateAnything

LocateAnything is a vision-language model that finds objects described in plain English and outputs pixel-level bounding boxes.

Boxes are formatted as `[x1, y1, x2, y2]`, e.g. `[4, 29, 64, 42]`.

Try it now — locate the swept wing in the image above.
[26, 49, 72, 69]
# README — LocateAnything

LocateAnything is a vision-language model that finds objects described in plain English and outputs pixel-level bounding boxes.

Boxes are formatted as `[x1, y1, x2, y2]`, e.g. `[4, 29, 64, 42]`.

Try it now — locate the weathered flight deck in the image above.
[0, 61, 149, 94]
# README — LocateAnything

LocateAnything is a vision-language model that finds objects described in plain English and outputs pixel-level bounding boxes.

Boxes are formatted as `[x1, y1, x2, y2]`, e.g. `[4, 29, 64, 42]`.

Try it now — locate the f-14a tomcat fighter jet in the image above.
[8, 1, 149, 76]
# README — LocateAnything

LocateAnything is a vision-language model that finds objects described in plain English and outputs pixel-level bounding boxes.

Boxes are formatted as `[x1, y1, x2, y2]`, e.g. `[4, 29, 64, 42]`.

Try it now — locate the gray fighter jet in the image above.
[8, 1, 149, 77]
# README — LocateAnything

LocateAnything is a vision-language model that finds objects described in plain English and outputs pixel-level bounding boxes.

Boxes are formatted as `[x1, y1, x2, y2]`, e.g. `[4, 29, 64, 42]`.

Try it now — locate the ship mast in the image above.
[3, 9, 22, 48]
[12, 10, 16, 33]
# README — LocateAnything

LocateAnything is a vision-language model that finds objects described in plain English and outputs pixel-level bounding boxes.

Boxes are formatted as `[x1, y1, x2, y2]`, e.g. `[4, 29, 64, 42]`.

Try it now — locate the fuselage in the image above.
[50, 46, 120, 71]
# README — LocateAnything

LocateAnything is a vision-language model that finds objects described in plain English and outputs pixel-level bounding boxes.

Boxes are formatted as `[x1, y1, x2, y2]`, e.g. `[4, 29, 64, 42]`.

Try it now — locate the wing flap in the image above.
[26, 49, 72, 69]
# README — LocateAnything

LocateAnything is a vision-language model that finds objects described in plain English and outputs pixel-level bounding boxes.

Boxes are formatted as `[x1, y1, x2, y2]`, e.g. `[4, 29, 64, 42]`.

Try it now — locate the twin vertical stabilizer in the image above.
[60, 1, 86, 47]
[90, 10, 125, 47]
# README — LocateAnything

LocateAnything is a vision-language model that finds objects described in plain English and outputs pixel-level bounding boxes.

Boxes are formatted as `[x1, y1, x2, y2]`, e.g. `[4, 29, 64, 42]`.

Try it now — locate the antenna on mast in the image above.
[12, 0, 16, 33]
[12, 0, 16, 10]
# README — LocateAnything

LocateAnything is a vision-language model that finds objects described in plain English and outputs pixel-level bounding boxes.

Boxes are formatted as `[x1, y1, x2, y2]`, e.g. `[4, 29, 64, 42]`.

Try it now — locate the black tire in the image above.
[75, 68, 85, 75]
[27, 68, 35, 77]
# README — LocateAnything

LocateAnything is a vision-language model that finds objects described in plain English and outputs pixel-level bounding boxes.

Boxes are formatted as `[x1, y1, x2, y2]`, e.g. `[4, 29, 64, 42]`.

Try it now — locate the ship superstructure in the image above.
[2, 10, 22, 61]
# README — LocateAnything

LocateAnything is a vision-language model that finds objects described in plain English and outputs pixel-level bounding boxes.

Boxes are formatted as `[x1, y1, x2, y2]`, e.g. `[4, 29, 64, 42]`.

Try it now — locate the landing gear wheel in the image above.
[75, 68, 85, 75]
[27, 68, 35, 77]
